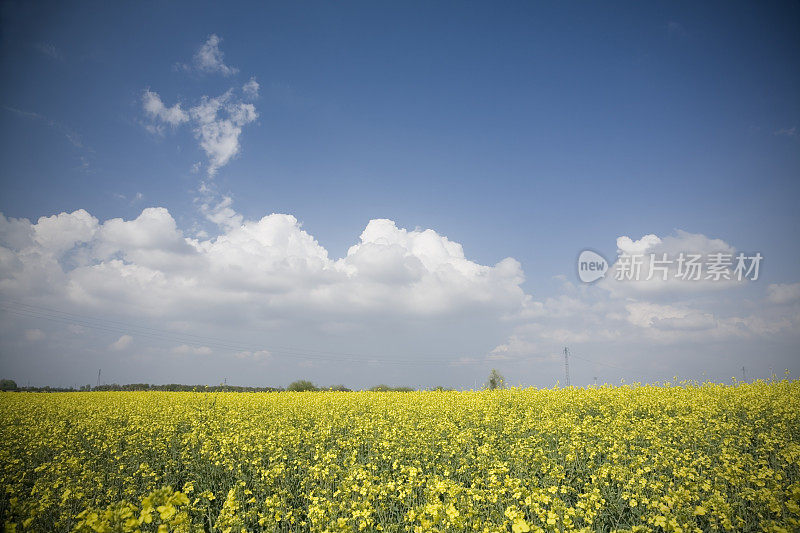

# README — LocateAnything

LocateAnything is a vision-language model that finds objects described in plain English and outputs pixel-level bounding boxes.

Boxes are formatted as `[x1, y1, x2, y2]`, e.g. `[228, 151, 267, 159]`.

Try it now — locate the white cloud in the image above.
[243, 77, 259, 99]
[486, 229, 799, 374]
[143, 35, 257, 177]
[198, 194, 243, 230]
[1, 211, 797, 387]
[652, 313, 718, 331]
[488, 335, 553, 362]
[598, 230, 744, 298]
[142, 90, 189, 128]
[768, 282, 800, 304]
[0, 206, 526, 324]
[25, 329, 44, 341]
[0, 213, 34, 250]
[109, 334, 133, 351]
[34, 209, 98, 254]
[193, 34, 238, 76]
[626, 302, 717, 331]
[142, 88, 258, 177]
[616, 234, 662, 255]
[234, 349, 271, 361]
[2, 212, 792, 342]
[189, 92, 258, 176]
[172, 344, 212, 356]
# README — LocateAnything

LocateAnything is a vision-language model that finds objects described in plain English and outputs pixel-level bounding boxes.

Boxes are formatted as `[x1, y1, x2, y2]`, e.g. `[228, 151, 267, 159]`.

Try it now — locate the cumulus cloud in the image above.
[1, 211, 797, 387]
[596, 230, 748, 298]
[33, 209, 98, 254]
[616, 234, 662, 255]
[0, 207, 526, 325]
[486, 229, 799, 377]
[109, 334, 133, 351]
[0, 213, 34, 250]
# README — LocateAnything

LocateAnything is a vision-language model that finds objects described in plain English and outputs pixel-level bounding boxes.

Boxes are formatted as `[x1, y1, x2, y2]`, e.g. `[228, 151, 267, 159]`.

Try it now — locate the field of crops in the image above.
[1, 382, 799, 532]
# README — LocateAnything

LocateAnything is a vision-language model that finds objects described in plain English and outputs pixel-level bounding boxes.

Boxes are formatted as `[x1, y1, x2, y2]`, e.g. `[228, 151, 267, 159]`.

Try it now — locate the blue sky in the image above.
[1, 1, 798, 388]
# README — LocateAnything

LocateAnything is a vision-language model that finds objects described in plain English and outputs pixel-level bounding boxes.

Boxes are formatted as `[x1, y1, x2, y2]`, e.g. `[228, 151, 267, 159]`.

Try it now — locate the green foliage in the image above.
[0, 379, 17, 391]
[73, 486, 197, 532]
[369, 384, 414, 392]
[287, 380, 318, 392]
[486, 368, 505, 390]
[90, 383, 283, 393]
[2, 382, 798, 532]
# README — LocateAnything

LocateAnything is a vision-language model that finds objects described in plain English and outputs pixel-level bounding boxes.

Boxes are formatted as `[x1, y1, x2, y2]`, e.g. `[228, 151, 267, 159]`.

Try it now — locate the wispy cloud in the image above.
[4, 106, 83, 148]
[3, 106, 93, 171]
[172, 344, 212, 356]
[243, 77, 260, 99]
[25, 329, 45, 341]
[666, 21, 687, 38]
[195, 34, 238, 75]
[176, 34, 239, 76]
[774, 126, 797, 138]
[112, 192, 145, 206]
[34, 42, 63, 61]
[195, 181, 243, 230]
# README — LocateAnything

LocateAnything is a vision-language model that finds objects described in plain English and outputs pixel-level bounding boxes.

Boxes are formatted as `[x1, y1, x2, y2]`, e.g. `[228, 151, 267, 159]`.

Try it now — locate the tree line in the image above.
[0, 379, 424, 393]
[0, 370, 506, 393]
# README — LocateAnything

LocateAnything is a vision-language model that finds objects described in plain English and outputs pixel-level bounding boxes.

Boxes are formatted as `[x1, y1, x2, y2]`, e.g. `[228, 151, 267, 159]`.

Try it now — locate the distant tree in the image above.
[328, 384, 351, 392]
[369, 385, 414, 392]
[287, 380, 318, 392]
[0, 379, 18, 391]
[486, 369, 505, 390]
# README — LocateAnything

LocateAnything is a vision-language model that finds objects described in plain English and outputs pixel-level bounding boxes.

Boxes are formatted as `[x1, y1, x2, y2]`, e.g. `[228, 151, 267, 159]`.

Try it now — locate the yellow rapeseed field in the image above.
[1, 381, 799, 532]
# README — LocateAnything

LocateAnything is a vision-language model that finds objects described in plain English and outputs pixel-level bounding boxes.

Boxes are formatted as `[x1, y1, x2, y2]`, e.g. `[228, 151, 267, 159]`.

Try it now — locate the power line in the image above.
[569, 352, 628, 371]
